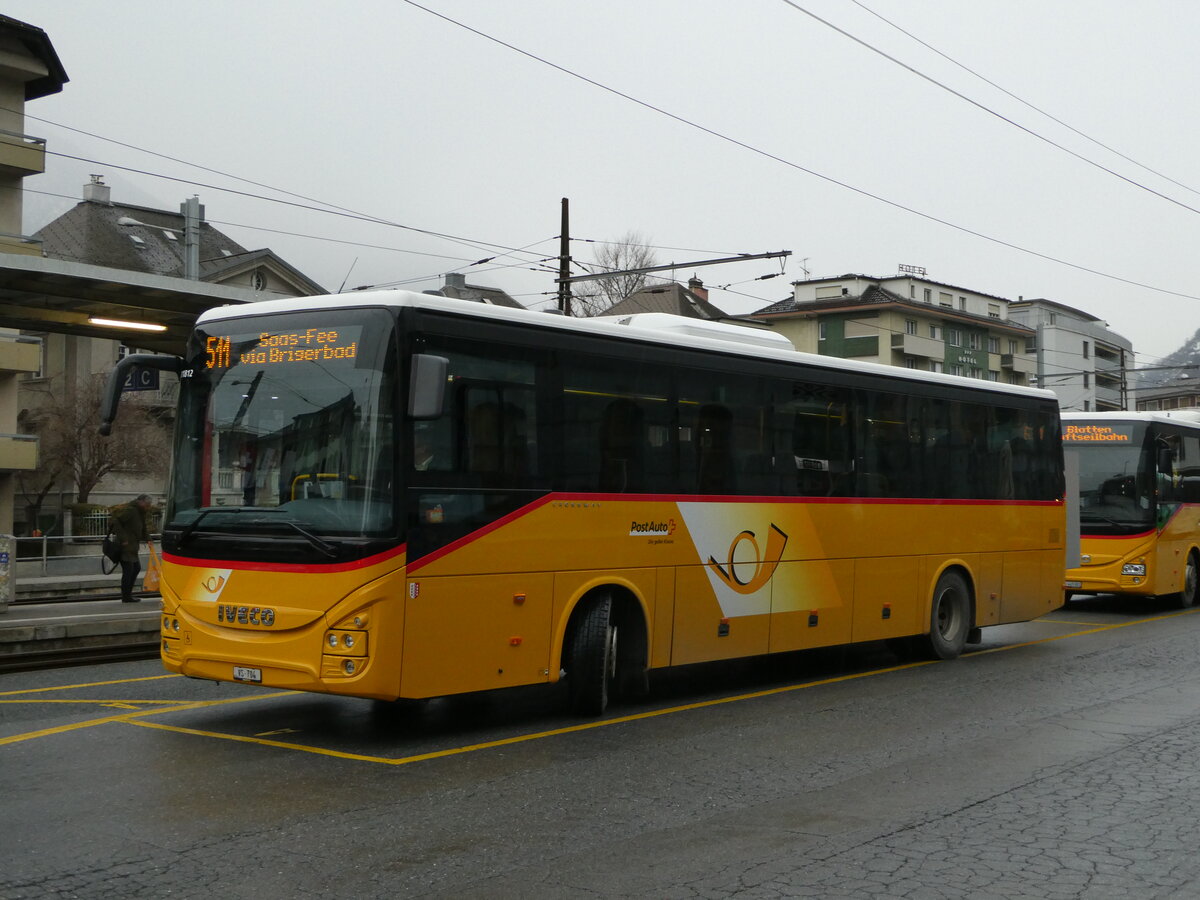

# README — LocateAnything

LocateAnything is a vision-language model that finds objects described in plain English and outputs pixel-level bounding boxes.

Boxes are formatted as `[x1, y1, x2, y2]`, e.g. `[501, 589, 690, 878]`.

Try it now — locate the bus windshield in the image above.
[1069, 422, 1154, 531]
[166, 308, 397, 560]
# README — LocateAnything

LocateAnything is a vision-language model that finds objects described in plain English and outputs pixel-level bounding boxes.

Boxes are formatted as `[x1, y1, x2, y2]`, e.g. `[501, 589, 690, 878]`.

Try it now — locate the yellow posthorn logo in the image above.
[201, 574, 227, 593]
[707, 524, 788, 594]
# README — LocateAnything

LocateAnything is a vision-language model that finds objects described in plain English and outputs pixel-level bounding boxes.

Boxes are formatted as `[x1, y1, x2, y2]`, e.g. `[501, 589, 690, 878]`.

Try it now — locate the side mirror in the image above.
[408, 354, 448, 419]
[99, 354, 183, 436]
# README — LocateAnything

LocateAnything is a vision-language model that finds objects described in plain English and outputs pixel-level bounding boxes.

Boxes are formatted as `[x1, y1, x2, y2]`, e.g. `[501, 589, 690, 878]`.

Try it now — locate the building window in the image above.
[1008, 339, 1018, 355]
[959, 296, 967, 310]
[929, 325, 940, 340]
[988, 303, 1000, 319]
[923, 288, 931, 303]
[988, 370, 999, 381]
[818, 322, 827, 341]
[905, 357, 918, 369]
[929, 360, 943, 373]
[1144, 400, 1161, 410]
[1083, 373, 1090, 388]
[909, 285, 915, 298]
[969, 366, 982, 379]
[815, 285, 842, 299]
[1049, 313, 1057, 324]
[1082, 340, 1090, 359]
[988, 337, 1000, 354]
[951, 364, 964, 377]
[968, 333, 981, 350]
[905, 319, 917, 335]
[939, 292, 952, 307]
[946, 329, 961, 347]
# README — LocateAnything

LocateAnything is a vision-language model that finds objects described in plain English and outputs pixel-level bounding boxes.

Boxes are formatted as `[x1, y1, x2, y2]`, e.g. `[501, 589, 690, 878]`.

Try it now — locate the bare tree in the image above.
[571, 230, 658, 317]
[19, 373, 171, 511]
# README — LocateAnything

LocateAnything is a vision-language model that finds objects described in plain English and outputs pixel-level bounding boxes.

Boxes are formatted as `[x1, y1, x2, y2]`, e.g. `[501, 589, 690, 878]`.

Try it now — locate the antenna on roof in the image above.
[338, 257, 359, 293]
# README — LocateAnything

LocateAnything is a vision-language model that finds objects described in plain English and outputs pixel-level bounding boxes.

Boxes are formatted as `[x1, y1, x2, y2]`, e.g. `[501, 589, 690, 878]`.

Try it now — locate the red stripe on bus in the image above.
[162, 542, 407, 574]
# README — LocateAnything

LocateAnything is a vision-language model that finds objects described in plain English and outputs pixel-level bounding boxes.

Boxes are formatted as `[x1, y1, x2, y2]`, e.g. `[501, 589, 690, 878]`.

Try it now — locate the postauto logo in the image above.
[629, 518, 676, 536]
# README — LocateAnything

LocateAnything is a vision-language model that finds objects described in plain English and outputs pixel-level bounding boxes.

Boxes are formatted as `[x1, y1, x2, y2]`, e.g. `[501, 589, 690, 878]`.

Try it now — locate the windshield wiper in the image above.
[177, 508, 231, 546]
[281, 520, 339, 559]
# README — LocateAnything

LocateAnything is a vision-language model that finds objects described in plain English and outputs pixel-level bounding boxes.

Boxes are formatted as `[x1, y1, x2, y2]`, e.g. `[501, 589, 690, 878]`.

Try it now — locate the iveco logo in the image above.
[217, 605, 276, 626]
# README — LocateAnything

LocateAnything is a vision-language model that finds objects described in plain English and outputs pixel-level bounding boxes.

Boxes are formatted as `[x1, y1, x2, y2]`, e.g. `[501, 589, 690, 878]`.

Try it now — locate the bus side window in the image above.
[463, 385, 536, 481]
[787, 382, 851, 498]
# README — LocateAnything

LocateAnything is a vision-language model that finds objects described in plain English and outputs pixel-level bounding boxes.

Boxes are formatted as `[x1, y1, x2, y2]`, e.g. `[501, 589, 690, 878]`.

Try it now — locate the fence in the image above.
[69, 509, 165, 538]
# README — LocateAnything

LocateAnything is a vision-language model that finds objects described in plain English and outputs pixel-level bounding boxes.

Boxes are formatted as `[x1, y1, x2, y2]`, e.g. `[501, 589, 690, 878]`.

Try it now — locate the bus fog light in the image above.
[173, 619, 180, 632]
[343, 659, 356, 675]
[1122, 564, 1146, 576]
[328, 633, 339, 648]
[342, 633, 355, 649]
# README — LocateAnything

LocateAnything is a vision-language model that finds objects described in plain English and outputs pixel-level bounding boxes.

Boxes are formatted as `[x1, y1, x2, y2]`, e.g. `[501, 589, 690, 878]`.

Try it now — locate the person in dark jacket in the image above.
[109, 494, 152, 603]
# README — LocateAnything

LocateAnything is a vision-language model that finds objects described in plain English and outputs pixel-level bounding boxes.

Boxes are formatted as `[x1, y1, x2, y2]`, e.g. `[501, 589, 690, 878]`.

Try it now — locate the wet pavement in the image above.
[2, 596, 1199, 898]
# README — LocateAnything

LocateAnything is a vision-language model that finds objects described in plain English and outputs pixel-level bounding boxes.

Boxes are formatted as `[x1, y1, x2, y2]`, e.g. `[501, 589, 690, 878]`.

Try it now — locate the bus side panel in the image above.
[971, 553, 1005, 628]
[1156, 505, 1200, 595]
[672, 565, 770, 665]
[399, 573, 554, 698]
[1000, 549, 1064, 622]
[652, 566, 676, 668]
[768, 559, 854, 653]
[851, 557, 920, 644]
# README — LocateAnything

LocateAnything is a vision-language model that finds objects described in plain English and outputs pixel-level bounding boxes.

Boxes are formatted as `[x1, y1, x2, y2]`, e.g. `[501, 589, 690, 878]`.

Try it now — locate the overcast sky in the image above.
[13, 1, 1199, 363]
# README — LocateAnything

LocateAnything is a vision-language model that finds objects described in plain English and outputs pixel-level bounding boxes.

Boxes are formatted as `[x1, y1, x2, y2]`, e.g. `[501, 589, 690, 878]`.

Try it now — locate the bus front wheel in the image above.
[921, 571, 970, 660]
[566, 595, 616, 716]
[1175, 551, 1199, 609]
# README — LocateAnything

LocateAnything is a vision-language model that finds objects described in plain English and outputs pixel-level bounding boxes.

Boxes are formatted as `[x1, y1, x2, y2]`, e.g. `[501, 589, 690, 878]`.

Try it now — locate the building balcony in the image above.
[0, 129, 46, 176]
[0, 434, 37, 471]
[1095, 382, 1123, 407]
[891, 332, 944, 359]
[0, 335, 40, 374]
[1000, 353, 1037, 375]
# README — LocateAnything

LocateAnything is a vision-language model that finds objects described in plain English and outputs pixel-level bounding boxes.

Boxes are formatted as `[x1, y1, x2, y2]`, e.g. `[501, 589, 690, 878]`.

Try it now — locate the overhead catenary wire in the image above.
[398, 0, 1200, 306]
[777, 0, 1200, 218]
[846, 0, 1200, 200]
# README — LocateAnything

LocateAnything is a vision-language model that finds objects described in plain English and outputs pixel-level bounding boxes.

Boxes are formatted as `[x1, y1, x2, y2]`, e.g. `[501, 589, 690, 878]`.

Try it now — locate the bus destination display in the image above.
[205, 328, 359, 370]
[1063, 423, 1132, 443]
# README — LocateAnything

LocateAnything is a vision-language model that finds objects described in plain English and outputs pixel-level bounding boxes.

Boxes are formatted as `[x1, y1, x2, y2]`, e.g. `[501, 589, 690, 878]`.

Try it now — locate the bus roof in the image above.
[198, 289, 1057, 402]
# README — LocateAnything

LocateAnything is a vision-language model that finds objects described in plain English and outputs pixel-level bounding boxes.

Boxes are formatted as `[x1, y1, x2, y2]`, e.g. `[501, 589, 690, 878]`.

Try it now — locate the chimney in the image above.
[688, 275, 708, 301]
[82, 174, 110, 205]
[445, 272, 466, 290]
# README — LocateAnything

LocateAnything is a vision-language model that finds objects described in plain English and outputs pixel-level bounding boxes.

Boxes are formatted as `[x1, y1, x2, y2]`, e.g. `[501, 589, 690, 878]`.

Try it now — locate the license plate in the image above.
[1064, 581, 1082, 589]
[232, 666, 262, 683]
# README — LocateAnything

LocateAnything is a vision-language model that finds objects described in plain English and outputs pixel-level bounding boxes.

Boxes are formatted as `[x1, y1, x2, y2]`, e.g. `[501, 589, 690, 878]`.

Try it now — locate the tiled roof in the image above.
[607, 282, 729, 319]
[33, 199, 324, 293]
[752, 283, 1034, 334]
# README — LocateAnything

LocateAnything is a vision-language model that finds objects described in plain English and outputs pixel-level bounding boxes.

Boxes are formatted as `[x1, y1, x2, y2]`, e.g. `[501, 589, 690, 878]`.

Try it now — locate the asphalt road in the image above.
[2, 595, 1199, 899]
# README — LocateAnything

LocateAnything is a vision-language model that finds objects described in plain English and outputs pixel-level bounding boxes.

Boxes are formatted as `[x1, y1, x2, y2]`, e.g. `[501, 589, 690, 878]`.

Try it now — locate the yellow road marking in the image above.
[0, 673, 181, 697]
[0, 698, 182, 705]
[1035, 618, 1115, 626]
[3, 608, 1195, 763]
[0, 691, 290, 748]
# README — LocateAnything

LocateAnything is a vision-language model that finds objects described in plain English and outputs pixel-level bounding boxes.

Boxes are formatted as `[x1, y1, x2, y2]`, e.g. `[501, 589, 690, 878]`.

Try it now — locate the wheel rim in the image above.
[935, 588, 960, 639]
[605, 625, 618, 682]
[1187, 556, 1198, 605]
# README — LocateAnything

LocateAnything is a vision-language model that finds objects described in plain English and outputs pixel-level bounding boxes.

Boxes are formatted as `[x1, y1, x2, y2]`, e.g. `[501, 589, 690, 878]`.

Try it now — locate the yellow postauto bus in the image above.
[1062, 411, 1200, 607]
[101, 291, 1066, 714]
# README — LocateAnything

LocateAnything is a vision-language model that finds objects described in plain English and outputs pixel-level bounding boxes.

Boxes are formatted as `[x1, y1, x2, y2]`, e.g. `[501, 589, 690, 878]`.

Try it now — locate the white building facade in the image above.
[1007, 298, 1134, 411]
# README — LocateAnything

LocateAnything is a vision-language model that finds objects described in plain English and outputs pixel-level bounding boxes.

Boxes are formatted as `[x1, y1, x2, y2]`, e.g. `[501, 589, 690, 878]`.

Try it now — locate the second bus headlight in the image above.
[1122, 563, 1147, 576]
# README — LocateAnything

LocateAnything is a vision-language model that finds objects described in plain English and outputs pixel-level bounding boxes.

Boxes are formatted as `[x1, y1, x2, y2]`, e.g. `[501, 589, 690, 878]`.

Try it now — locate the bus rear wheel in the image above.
[1175, 551, 1199, 609]
[921, 571, 970, 660]
[567, 595, 617, 716]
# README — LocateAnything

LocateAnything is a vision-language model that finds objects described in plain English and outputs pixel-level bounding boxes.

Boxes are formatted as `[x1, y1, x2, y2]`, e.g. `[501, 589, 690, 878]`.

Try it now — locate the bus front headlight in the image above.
[1122, 564, 1146, 576]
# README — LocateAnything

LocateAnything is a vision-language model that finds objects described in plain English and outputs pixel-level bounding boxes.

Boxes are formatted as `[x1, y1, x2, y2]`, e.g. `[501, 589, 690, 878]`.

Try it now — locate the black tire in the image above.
[567, 595, 616, 716]
[920, 571, 971, 660]
[1175, 551, 1199, 609]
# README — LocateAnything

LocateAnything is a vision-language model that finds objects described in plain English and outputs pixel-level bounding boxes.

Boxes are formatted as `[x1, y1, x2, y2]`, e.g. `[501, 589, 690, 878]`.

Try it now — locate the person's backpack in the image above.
[101, 516, 121, 574]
